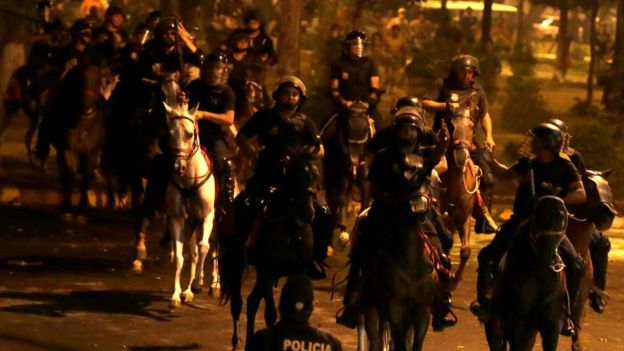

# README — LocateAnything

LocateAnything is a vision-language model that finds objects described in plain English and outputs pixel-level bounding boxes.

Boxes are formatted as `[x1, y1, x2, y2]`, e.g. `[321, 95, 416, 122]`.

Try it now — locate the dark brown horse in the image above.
[321, 101, 375, 245]
[355, 200, 435, 351]
[55, 64, 115, 212]
[566, 170, 616, 351]
[486, 196, 568, 351]
[219, 155, 315, 351]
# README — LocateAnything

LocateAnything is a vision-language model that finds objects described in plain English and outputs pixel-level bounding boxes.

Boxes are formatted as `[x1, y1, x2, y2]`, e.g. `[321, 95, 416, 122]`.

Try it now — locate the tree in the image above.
[482, 0, 494, 47]
[585, 0, 601, 104]
[278, 0, 303, 75]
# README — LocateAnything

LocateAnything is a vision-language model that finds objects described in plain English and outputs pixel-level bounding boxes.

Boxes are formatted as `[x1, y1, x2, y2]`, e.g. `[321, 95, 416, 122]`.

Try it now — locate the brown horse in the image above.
[55, 64, 115, 212]
[439, 107, 479, 283]
[566, 170, 616, 351]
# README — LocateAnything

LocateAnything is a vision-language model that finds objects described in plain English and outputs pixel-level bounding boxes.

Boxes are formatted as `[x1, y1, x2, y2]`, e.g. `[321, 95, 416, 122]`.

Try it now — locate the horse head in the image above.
[584, 169, 618, 231]
[447, 107, 475, 168]
[344, 100, 373, 166]
[163, 100, 200, 176]
[529, 196, 568, 268]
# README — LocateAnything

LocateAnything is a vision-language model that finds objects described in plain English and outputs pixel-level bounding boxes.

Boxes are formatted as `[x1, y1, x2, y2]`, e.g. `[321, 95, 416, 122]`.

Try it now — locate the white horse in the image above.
[163, 97, 218, 308]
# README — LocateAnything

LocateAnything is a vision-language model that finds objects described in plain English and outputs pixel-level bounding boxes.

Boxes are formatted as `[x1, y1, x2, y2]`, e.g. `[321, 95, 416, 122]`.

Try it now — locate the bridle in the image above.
[169, 114, 212, 191]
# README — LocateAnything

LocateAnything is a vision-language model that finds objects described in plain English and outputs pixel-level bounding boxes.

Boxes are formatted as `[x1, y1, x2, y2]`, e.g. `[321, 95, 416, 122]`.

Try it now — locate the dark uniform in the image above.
[188, 80, 236, 209]
[473, 125, 586, 328]
[250, 275, 343, 351]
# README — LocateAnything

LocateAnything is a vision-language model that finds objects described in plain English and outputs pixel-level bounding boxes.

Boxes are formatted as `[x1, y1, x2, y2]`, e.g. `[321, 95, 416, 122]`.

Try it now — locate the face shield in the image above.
[349, 38, 365, 58]
[203, 62, 229, 85]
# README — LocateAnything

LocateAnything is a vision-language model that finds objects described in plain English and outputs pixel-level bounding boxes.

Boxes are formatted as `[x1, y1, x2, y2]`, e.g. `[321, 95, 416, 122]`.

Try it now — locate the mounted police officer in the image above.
[188, 52, 236, 216]
[422, 54, 498, 234]
[546, 119, 613, 314]
[93, 5, 128, 64]
[328, 31, 383, 129]
[470, 123, 587, 336]
[236, 76, 321, 226]
[250, 275, 343, 351]
[337, 106, 457, 331]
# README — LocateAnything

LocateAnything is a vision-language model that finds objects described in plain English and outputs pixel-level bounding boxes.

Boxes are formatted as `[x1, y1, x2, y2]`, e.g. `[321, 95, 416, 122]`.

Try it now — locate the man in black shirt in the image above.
[328, 31, 383, 128]
[188, 52, 236, 213]
[423, 54, 498, 234]
[470, 123, 587, 331]
[226, 31, 251, 124]
[250, 275, 342, 351]
[93, 5, 128, 63]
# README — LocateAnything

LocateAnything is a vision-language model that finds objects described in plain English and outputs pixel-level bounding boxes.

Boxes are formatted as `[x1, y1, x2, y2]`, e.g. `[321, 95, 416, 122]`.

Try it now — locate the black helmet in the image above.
[451, 54, 480, 77]
[70, 19, 92, 39]
[203, 52, 229, 66]
[156, 17, 176, 36]
[105, 5, 125, 20]
[530, 123, 563, 154]
[278, 275, 314, 322]
[392, 96, 422, 115]
[393, 107, 426, 130]
[345, 30, 367, 45]
[546, 118, 568, 133]
[272, 75, 307, 104]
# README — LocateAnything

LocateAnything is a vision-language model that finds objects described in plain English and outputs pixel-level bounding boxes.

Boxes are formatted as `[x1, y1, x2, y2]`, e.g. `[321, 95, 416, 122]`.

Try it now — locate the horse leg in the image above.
[539, 321, 562, 351]
[57, 150, 74, 212]
[0, 105, 16, 154]
[452, 216, 472, 286]
[263, 275, 278, 328]
[506, 321, 536, 351]
[169, 217, 184, 308]
[231, 286, 243, 350]
[78, 154, 92, 208]
[182, 230, 198, 304]
[387, 304, 408, 351]
[485, 316, 506, 351]
[571, 266, 592, 351]
[411, 305, 430, 351]
[24, 110, 38, 160]
[191, 216, 213, 295]
[363, 308, 381, 351]
[245, 276, 265, 350]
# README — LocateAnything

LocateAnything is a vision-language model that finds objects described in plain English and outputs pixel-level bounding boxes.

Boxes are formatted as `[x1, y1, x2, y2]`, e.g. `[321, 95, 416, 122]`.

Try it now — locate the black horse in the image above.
[485, 196, 568, 351]
[219, 154, 315, 351]
[321, 101, 374, 245]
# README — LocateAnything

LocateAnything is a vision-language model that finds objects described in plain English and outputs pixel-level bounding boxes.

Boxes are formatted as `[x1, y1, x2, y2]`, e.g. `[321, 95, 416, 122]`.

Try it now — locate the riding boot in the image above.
[336, 261, 360, 329]
[470, 257, 497, 323]
[473, 190, 498, 234]
[432, 253, 458, 331]
[589, 231, 610, 313]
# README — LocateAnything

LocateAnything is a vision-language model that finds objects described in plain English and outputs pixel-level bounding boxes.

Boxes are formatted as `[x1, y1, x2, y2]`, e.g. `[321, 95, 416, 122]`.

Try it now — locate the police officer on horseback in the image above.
[546, 119, 614, 314]
[337, 105, 458, 331]
[236, 76, 321, 225]
[471, 123, 587, 335]
[422, 54, 498, 234]
[328, 31, 383, 127]
[188, 52, 236, 215]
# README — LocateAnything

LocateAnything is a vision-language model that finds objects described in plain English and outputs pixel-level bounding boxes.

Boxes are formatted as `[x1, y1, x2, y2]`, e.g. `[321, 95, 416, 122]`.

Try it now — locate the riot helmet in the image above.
[243, 10, 263, 33]
[546, 118, 573, 155]
[70, 19, 93, 43]
[392, 96, 423, 115]
[156, 18, 177, 46]
[201, 52, 230, 85]
[273, 75, 307, 109]
[529, 123, 564, 155]
[279, 275, 314, 322]
[450, 54, 480, 87]
[344, 30, 367, 59]
[230, 31, 250, 53]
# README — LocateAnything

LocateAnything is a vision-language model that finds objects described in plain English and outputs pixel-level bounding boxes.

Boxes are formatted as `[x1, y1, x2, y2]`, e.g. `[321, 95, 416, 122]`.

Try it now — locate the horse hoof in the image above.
[169, 299, 181, 309]
[338, 231, 350, 248]
[131, 260, 143, 273]
[209, 283, 221, 297]
[61, 213, 73, 222]
[326, 245, 334, 257]
[181, 291, 193, 303]
[75, 215, 86, 224]
[191, 279, 203, 294]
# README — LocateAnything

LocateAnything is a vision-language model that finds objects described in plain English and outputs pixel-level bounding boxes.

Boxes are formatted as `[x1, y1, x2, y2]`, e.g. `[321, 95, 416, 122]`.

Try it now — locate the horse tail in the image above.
[217, 232, 247, 305]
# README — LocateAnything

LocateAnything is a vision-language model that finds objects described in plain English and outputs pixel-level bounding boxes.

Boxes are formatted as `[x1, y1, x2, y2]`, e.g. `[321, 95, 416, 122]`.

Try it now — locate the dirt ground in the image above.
[1, 119, 624, 351]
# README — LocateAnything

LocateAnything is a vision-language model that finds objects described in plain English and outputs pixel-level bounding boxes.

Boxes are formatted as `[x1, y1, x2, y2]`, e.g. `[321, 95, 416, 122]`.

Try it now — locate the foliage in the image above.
[570, 123, 616, 171]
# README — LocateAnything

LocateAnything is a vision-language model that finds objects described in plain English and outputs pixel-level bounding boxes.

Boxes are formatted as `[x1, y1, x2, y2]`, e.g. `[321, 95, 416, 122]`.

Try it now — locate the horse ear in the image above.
[162, 102, 174, 116]
[189, 103, 200, 118]
[602, 169, 612, 178]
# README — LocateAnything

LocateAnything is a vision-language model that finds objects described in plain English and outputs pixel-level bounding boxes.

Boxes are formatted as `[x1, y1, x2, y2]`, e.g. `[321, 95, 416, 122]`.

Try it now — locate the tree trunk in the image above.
[482, 0, 494, 47]
[352, 0, 367, 30]
[586, 0, 599, 104]
[555, 0, 570, 81]
[513, 0, 526, 58]
[278, 0, 303, 76]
